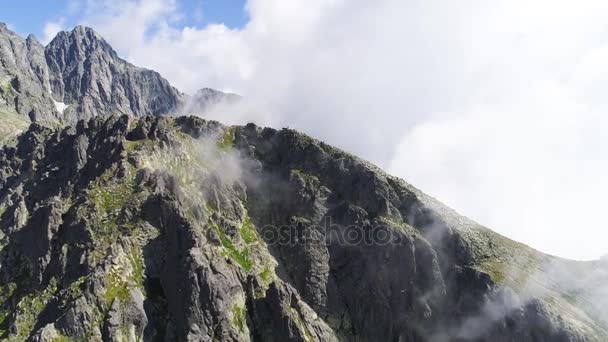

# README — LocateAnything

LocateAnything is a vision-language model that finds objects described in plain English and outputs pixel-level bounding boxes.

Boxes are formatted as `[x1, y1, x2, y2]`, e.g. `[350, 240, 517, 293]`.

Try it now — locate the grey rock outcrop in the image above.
[0, 115, 606, 341]
[45, 26, 185, 122]
[0, 24, 59, 125]
[0, 23, 232, 130]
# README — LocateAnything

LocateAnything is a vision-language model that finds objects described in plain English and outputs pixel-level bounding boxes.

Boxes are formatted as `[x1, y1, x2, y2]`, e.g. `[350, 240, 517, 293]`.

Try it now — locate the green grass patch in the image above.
[129, 249, 145, 291]
[15, 278, 58, 339]
[466, 228, 541, 289]
[104, 270, 130, 307]
[474, 260, 507, 284]
[89, 178, 135, 228]
[50, 334, 69, 342]
[1, 82, 12, 95]
[0, 312, 7, 337]
[232, 305, 247, 333]
[217, 126, 236, 151]
[209, 213, 267, 275]
[290, 169, 320, 185]
[0, 283, 17, 303]
[211, 224, 253, 272]
[0, 283, 17, 337]
[124, 138, 157, 154]
[87, 166, 138, 261]
[259, 264, 273, 284]
[240, 215, 258, 244]
[68, 276, 87, 299]
[255, 264, 275, 299]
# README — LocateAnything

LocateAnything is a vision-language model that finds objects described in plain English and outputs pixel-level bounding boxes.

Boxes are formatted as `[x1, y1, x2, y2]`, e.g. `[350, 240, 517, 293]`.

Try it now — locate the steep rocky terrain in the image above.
[0, 23, 233, 130]
[0, 115, 606, 341]
[45, 26, 184, 123]
[0, 24, 60, 126]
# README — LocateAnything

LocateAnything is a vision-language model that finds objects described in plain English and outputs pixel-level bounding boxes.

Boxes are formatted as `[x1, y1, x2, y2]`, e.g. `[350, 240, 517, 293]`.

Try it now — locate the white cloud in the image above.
[71, 0, 608, 260]
[390, 80, 608, 260]
[42, 18, 65, 44]
[388, 0, 608, 260]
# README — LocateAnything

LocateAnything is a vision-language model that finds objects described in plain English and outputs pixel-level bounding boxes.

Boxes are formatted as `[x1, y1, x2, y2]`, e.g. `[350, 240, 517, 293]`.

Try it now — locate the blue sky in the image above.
[1, 0, 248, 39]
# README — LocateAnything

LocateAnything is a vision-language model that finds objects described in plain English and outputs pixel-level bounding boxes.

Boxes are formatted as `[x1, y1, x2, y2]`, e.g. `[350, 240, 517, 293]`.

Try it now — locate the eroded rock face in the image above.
[45, 26, 185, 122]
[0, 115, 606, 342]
[0, 24, 59, 125]
[0, 23, 237, 128]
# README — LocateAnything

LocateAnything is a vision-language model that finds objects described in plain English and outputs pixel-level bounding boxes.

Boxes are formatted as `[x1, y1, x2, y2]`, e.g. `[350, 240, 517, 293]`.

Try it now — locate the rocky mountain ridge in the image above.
[0, 114, 605, 341]
[44, 26, 184, 123]
[0, 23, 235, 128]
[0, 23, 60, 125]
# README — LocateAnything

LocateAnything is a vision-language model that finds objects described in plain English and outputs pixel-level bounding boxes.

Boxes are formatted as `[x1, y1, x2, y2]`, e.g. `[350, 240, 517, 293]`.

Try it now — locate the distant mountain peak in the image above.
[193, 87, 240, 102]
[72, 24, 99, 34]
[62, 25, 107, 45]
[25, 33, 38, 42]
[175, 87, 241, 116]
[48, 24, 117, 59]
[0, 22, 228, 126]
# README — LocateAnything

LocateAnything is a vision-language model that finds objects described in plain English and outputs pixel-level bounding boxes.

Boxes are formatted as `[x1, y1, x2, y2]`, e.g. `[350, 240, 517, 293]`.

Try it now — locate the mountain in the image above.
[45, 26, 184, 123]
[0, 24, 60, 125]
[0, 115, 606, 341]
[0, 24, 234, 132]
[178, 88, 241, 116]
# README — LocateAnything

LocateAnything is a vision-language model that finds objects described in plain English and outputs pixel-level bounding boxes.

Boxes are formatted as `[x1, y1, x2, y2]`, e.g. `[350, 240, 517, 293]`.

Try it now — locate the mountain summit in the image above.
[0, 24, 232, 128]
[45, 26, 184, 122]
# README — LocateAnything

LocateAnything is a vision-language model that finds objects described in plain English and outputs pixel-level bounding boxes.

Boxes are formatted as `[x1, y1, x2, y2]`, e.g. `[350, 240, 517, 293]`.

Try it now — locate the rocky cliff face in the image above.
[45, 26, 184, 123]
[0, 24, 233, 129]
[0, 24, 59, 125]
[0, 115, 605, 341]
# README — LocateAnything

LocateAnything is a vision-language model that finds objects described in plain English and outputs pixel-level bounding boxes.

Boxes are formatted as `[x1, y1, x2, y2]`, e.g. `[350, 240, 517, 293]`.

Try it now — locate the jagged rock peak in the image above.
[71, 24, 102, 37]
[0, 22, 230, 127]
[44, 24, 184, 122]
[48, 25, 115, 56]
[26, 33, 40, 44]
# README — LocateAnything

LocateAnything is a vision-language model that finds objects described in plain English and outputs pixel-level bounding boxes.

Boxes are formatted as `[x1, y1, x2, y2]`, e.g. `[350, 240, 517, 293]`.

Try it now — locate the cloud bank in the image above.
[48, 0, 608, 260]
